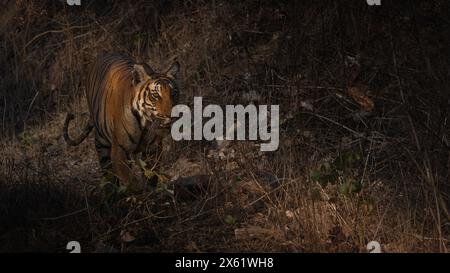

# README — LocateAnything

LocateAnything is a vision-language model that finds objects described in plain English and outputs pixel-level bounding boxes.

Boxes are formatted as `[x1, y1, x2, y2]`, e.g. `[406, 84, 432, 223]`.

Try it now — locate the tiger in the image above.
[63, 52, 180, 187]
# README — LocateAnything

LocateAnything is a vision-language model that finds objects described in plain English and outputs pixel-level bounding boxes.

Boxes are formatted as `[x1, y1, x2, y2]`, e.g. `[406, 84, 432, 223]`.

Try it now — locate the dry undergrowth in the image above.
[0, 0, 449, 252]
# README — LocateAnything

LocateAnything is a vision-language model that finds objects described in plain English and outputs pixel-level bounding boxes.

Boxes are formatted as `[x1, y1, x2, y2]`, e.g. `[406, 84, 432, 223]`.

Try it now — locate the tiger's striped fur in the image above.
[63, 53, 179, 185]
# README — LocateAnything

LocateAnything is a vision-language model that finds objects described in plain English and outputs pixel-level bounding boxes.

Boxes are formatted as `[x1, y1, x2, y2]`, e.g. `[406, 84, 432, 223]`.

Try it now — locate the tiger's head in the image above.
[131, 61, 180, 128]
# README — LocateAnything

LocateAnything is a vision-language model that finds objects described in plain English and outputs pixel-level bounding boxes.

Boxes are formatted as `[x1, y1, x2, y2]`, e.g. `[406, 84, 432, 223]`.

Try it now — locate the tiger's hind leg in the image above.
[94, 136, 124, 203]
[94, 137, 113, 180]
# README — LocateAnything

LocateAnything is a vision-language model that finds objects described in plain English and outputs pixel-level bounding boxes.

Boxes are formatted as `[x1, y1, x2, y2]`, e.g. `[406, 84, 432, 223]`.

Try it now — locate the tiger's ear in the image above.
[132, 64, 150, 86]
[166, 61, 180, 79]
[143, 60, 155, 75]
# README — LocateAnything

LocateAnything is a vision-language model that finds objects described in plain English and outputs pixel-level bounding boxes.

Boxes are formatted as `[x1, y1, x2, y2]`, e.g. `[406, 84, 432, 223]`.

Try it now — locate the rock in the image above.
[167, 157, 204, 180]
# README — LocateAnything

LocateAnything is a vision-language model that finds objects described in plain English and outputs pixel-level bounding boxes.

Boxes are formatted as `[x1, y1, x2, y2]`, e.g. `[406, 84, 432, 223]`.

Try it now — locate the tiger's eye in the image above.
[150, 92, 160, 100]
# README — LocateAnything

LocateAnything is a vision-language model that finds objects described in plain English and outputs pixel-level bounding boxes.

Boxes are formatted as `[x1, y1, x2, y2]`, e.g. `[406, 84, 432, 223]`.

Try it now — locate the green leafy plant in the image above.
[311, 150, 363, 196]
[137, 158, 168, 188]
[99, 173, 123, 202]
[18, 131, 33, 146]
[224, 215, 238, 226]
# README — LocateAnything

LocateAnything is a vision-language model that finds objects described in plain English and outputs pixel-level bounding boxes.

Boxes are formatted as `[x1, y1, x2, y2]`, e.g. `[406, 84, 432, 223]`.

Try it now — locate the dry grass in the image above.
[0, 0, 449, 252]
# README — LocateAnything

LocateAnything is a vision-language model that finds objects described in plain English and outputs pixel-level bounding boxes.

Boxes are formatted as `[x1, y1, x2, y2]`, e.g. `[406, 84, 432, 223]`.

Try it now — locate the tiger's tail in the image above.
[63, 113, 94, 146]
